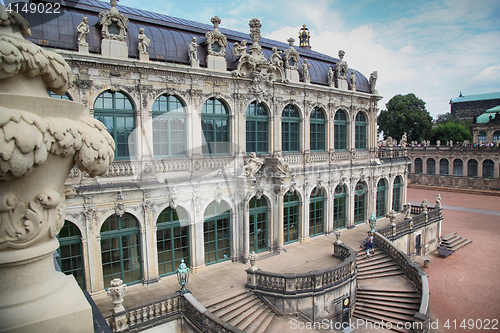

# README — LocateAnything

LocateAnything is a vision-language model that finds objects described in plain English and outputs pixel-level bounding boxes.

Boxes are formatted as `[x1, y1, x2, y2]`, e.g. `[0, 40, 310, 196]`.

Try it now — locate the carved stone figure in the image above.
[435, 194, 441, 209]
[403, 204, 411, 219]
[421, 198, 429, 213]
[334, 229, 342, 244]
[328, 67, 334, 86]
[284, 38, 300, 70]
[387, 210, 397, 226]
[233, 39, 248, 57]
[242, 152, 265, 177]
[335, 50, 348, 79]
[275, 152, 291, 174]
[350, 70, 356, 91]
[301, 59, 311, 81]
[205, 16, 227, 57]
[386, 136, 395, 149]
[271, 47, 283, 67]
[76, 16, 89, 46]
[400, 132, 407, 148]
[189, 36, 198, 62]
[138, 28, 150, 54]
[370, 71, 378, 95]
[98, 0, 129, 41]
[248, 251, 257, 268]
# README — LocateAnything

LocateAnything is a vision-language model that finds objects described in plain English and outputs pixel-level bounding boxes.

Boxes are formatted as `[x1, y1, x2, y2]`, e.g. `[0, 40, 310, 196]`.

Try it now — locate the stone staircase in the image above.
[354, 249, 420, 333]
[440, 231, 472, 252]
[204, 290, 275, 333]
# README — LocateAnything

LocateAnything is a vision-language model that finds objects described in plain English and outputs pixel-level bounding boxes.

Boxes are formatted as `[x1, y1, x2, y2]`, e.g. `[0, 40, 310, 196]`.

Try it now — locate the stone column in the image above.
[191, 217, 206, 272]
[275, 191, 285, 253]
[302, 113, 309, 153]
[0, 12, 115, 332]
[299, 197, 309, 243]
[243, 199, 250, 263]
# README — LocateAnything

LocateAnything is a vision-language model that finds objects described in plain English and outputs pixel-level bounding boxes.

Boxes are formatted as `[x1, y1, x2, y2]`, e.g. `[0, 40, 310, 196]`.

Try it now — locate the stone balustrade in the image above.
[378, 205, 441, 241]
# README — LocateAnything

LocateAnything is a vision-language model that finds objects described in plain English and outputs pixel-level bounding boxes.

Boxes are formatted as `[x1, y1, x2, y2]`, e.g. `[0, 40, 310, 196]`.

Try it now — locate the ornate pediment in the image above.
[205, 16, 227, 57]
[98, 0, 129, 42]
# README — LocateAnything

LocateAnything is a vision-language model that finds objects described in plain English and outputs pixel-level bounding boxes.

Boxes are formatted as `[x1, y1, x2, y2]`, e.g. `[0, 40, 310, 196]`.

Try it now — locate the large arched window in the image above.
[334, 185, 346, 229]
[101, 213, 142, 287]
[355, 112, 367, 150]
[94, 91, 135, 159]
[57, 221, 85, 290]
[467, 159, 478, 177]
[440, 159, 449, 175]
[483, 159, 495, 178]
[376, 179, 386, 218]
[392, 176, 402, 212]
[334, 110, 348, 150]
[354, 182, 366, 224]
[156, 207, 189, 277]
[204, 201, 231, 264]
[282, 104, 300, 153]
[309, 187, 325, 237]
[249, 196, 268, 253]
[415, 158, 423, 174]
[493, 131, 500, 143]
[283, 190, 299, 243]
[427, 158, 436, 175]
[453, 159, 463, 176]
[201, 98, 230, 155]
[478, 131, 487, 144]
[246, 101, 268, 154]
[152, 95, 186, 157]
[310, 107, 326, 151]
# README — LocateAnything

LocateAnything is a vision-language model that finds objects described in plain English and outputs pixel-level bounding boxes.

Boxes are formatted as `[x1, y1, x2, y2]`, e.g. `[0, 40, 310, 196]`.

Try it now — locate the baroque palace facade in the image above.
[24, 0, 408, 295]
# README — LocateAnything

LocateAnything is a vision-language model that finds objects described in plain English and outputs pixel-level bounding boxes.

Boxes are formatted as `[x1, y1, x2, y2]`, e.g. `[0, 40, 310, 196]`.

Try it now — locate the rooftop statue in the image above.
[138, 28, 150, 54]
[205, 16, 227, 57]
[335, 50, 348, 79]
[189, 36, 199, 62]
[284, 38, 300, 70]
[76, 16, 89, 46]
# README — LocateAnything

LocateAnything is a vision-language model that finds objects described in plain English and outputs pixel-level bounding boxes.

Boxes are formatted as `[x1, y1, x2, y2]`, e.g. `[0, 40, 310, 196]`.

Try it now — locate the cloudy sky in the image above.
[114, 0, 500, 118]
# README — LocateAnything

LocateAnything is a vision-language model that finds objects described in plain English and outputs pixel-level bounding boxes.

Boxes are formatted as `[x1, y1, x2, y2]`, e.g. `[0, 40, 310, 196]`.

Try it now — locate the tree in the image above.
[432, 122, 472, 143]
[435, 112, 453, 124]
[377, 93, 433, 143]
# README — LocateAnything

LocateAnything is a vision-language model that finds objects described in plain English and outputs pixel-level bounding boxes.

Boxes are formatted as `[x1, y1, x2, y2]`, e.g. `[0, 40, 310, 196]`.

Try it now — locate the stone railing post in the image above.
[284, 273, 296, 295]
[107, 279, 128, 332]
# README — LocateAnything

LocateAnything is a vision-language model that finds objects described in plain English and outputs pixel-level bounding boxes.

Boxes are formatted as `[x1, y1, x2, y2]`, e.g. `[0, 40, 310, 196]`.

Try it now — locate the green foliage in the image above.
[377, 93, 433, 142]
[432, 122, 472, 143]
[435, 112, 453, 124]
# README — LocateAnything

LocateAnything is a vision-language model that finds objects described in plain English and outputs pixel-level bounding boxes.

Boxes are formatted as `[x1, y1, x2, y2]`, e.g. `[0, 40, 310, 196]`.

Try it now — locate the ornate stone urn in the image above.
[0, 7, 115, 332]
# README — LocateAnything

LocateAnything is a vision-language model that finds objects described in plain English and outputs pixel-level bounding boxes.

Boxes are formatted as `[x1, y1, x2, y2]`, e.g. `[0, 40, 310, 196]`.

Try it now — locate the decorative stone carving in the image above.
[301, 59, 311, 83]
[138, 28, 150, 62]
[77, 16, 90, 54]
[188, 36, 199, 68]
[115, 203, 125, 217]
[403, 203, 411, 219]
[335, 50, 348, 90]
[333, 229, 342, 244]
[248, 251, 258, 271]
[386, 137, 395, 149]
[421, 198, 428, 213]
[107, 278, 127, 313]
[435, 194, 441, 209]
[270, 47, 283, 67]
[350, 70, 356, 91]
[369, 71, 378, 95]
[387, 210, 397, 226]
[284, 38, 300, 83]
[205, 16, 227, 71]
[98, 0, 129, 58]
[400, 132, 407, 148]
[328, 67, 334, 87]
[242, 152, 265, 178]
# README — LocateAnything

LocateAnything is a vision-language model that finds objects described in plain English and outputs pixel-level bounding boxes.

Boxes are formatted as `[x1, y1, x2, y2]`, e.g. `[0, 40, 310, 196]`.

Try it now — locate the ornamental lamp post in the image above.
[369, 212, 377, 233]
[176, 259, 190, 294]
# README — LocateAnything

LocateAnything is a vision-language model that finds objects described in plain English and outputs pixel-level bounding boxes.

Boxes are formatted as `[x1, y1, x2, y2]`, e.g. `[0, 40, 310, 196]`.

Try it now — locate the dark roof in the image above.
[22, 0, 370, 92]
[450, 92, 500, 103]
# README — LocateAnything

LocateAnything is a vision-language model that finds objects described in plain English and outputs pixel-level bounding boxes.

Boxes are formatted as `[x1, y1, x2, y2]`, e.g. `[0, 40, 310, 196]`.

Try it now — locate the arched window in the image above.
[493, 131, 500, 143]
[334, 110, 348, 150]
[201, 98, 230, 155]
[249, 196, 268, 253]
[94, 91, 135, 159]
[478, 131, 487, 144]
[57, 221, 85, 290]
[310, 107, 326, 151]
[156, 207, 189, 277]
[283, 190, 299, 243]
[467, 159, 478, 177]
[453, 159, 463, 176]
[334, 185, 346, 229]
[282, 104, 300, 153]
[483, 159, 495, 178]
[354, 182, 366, 224]
[427, 158, 436, 175]
[440, 159, 449, 175]
[376, 179, 386, 218]
[101, 213, 142, 287]
[204, 201, 230, 264]
[309, 187, 325, 237]
[415, 158, 423, 174]
[49, 91, 72, 100]
[392, 176, 402, 212]
[246, 101, 268, 154]
[152, 95, 186, 157]
[355, 112, 367, 150]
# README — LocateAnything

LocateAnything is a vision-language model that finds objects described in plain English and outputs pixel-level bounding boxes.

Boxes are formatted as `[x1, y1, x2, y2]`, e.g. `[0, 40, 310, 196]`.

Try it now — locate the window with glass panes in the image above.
[201, 98, 229, 155]
[203, 201, 230, 264]
[309, 187, 324, 236]
[483, 159, 494, 178]
[478, 131, 487, 144]
[49, 91, 72, 100]
[467, 159, 478, 177]
[282, 105, 300, 152]
[100, 213, 142, 288]
[334, 110, 348, 150]
[493, 131, 500, 143]
[392, 176, 401, 212]
[453, 159, 463, 176]
[94, 91, 135, 159]
[152, 95, 186, 157]
[284, 191, 299, 243]
[427, 158, 436, 175]
[249, 196, 268, 253]
[376, 179, 386, 218]
[57, 221, 85, 290]
[334, 185, 346, 229]
[355, 112, 367, 150]
[246, 101, 268, 154]
[354, 182, 366, 224]
[156, 207, 189, 277]
[310, 107, 326, 151]
[440, 159, 449, 175]
[415, 158, 423, 174]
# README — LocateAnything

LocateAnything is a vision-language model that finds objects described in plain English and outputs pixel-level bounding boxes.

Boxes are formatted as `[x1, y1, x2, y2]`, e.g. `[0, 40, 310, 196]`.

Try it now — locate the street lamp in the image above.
[176, 259, 190, 294]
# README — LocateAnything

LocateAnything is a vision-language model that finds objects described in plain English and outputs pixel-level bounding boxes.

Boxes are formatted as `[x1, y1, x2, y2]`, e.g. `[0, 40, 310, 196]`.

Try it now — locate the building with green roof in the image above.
[450, 92, 500, 121]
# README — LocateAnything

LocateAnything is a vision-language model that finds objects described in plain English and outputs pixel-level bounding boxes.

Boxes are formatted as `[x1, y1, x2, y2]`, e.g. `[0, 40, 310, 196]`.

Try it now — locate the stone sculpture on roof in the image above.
[76, 17, 89, 46]
[370, 71, 378, 95]
[302, 59, 311, 83]
[189, 36, 199, 68]
[138, 28, 150, 61]
[98, 0, 129, 58]
[284, 38, 300, 83]
[205, 16, 228, 71]
[335, 50, 348, 90]
[328, 67, 334, 87]
[350, 70, 356, 91]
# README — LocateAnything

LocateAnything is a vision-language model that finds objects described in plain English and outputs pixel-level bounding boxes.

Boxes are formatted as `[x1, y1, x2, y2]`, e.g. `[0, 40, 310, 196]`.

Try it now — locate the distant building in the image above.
[450, 92, 500, 121]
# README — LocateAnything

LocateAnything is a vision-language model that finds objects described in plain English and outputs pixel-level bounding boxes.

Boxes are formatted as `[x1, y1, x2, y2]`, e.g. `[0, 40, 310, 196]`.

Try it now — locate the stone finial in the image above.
[435, 194, 441, 209]
[205, 16, 227, 57]
[421, 199, 429, 213]
[211, 15, 221, 28]
[387, 210, 397, 226]
[249, 18, 262, 44]
[76, 16, 89, 46]
[386, 136, 395, 149]
[107, 278, 127, 313]
[334, 229, 342, 244]
[287, 37, 295, 47]
[248, 251, 258, 271]
[98, 0, 129, 41]
[299, 25, 310, 48]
